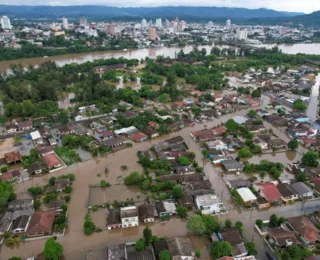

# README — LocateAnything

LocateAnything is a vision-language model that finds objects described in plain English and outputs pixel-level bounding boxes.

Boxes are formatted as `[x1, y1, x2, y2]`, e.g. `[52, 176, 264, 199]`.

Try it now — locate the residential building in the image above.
[207, 140, 228, 150]
[254, 183, 281, 203]
[174, 165, 196, 175]
[43, 153, 62, 170]
[27, 211, 56, 237]
[79, 17, 87, 26]
[30, 130, 43, 146]
[277, 183, 298, 203]
[156, 201, 176, 217]
[152, 239, 168, 258]
[195, 193, 224, 215]
[236, 29, 248, 40]
[287, 216, 319, 244]
[220, 228, 248, 257]
[138, 204, 155, 223]
[167, 237, 194, 258]
[107, 209, 122, 230]
[4, 151, 22, 164]
[107, 244, 126, 260]
[237, 187, 257, 203]
[266, 226, 298, 248]
[120, 206, 138, 228]
[291, 182, 313, 199]
[253, 138, 268, 150]
[221, 159, 244, 172]
[269, 139, 287, 149]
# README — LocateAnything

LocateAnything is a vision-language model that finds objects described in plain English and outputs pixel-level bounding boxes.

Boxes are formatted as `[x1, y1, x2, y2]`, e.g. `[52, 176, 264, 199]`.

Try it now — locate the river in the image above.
[0, 45, 214, 71]
[2, 43, 320, 71]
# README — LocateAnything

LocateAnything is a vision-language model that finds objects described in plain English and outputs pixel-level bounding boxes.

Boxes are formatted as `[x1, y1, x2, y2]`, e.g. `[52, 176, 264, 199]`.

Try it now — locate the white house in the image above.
[30, 130, 43, 145]
[195, 194, 225, 215]
[237, 187, 257, 203]
[207, 140, 228, 151]
[253, 138, 268, 150]
[120, 206, 139, 228]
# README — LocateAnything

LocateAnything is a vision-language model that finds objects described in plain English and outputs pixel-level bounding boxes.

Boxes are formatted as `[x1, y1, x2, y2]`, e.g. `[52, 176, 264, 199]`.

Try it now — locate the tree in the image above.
[302, 151, 319, 167]
[27, 186, 43, 197]
[293, 99, 307, 112]
[211, 241, 232, 259]
[124, 171, 145, 185]
[159, 250, 171, 260]
[225, 219, 232, 228]
[225, 119, 238, 132]
[278, 217, 286, 225]
[34, 199, 41, 210]
[43, 238, 63, 260]
[83, 212, 96, 235]
[245, 242, 257, 256]
[49, 177, 56, 186]
[202, 215, 221, 234]
[172, 185, 183, 199]
[100, 180, 110, 187]
[143, 226, 152, 247]
[178, 156, 191, 166]
[235, 221, 244, 233]
[135, 238, 145, 251]
[288, 139, 299, 151]
[255, 219, 264, 229]
[247, 110, 257, 118]
[177, 206, 188, 218]
[158, 93, 171, 104]
[237, 147, 253, 159]
[9, 257, 22, 260]
[269, 214, 279, 228]
[187, 215, 206, 235]
[251, 88, 261, 98]
[0, 182, 15, 211]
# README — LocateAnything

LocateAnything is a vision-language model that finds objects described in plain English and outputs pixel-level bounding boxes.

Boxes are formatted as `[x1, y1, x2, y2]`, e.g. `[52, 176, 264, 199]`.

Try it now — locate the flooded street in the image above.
[307, 74, 320, 122]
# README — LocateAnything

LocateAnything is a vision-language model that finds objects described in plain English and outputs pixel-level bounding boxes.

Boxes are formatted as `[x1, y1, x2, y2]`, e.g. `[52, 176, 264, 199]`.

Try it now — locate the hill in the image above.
[0, 5, 303, 20]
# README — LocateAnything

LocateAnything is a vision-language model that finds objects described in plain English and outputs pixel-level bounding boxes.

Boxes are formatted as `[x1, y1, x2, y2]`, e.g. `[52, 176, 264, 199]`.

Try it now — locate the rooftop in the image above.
[120, 206, 138, 218]
[196, 193, 220, 207]
[237, 187, 257, 202]
[27, 211, 56, 235]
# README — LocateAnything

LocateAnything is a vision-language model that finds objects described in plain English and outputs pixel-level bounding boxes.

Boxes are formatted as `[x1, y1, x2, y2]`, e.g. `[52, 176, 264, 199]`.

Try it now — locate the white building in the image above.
[237, 29, 248, 40]
[0, 16, 12, 30]
[141, 18, 147, 29]
[79, 17, 87, 26]
[226, 19, 231, 28]
[237, 187, 257, 203]
[155, 18, 162, 28]
[30, 130, 43, 145]
[195, 194, 225, 215]
[206, 140, 228, 150]
[120, 206, 139, 228]
[62, 17, 69, 29]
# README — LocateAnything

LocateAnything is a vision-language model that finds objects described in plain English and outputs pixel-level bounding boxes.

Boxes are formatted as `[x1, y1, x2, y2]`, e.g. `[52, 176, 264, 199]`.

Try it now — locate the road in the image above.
[1, 96, 318, 260]
[307, 74, 320, 122]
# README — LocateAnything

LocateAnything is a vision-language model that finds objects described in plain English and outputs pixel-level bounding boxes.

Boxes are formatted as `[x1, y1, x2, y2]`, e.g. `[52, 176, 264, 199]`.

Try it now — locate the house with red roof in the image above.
[287, 216, 320, 244]
[129, 132, 148, 143]
[254, 182, 281, 203]
[212, 126, 227, 136]
[43, 153, 63, 170]
[27, 211, 57, 237]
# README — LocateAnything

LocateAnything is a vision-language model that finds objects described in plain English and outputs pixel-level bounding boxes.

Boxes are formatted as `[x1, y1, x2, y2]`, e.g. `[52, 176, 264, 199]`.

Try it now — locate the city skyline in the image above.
[0, 1, 320, 14]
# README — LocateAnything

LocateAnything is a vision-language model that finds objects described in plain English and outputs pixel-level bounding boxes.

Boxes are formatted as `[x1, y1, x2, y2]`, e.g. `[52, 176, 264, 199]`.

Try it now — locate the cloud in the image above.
[1, 0, 320, 13]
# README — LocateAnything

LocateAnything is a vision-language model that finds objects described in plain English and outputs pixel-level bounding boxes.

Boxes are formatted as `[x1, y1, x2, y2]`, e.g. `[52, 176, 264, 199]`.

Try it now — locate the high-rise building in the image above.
[141, 18, 147, 28]
[0, 16, 12, 30]
[226, 19, 231, 28]
[148, 27, 157, 41]
[62, 17, 68, 29]
[178, 21, 186, 32]
[164, 19, 170, 29]
[155, 18, 162, 28]
[79, 17, 88, 26]
[107, 23, 115, 35]
[236, 29, 248, 40]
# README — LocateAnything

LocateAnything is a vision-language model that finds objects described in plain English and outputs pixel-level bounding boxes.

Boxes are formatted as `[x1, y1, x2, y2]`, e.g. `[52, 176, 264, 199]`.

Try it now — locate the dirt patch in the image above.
[0, 138, 16, 157]
[91, 210, 107, 230]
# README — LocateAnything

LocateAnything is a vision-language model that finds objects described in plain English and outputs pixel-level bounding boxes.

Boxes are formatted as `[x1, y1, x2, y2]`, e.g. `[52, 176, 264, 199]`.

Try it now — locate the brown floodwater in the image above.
[0, 45, 214, 71]
[188, 235, 213, 260]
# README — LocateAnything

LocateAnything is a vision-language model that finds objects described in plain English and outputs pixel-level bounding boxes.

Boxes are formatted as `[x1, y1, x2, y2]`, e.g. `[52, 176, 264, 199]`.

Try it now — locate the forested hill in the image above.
[0, 5, 302, 20]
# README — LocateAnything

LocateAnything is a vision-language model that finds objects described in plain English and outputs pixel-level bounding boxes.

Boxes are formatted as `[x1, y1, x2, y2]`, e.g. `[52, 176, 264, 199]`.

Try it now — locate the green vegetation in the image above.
[302, 151, 319, 167]
[278, 244, 312, 260]
[159, 250, 171, 260]
[55, 146, 81, 165]
[288, 139, 299, 151]
[43, 238, 64, 260]
[0, 182, 16, 211]
[237, 147, 253, 159]
[293, 99, 307, 112]
[177, 206, 188, 218]
[100, 180, 111, 187]
[245, 242, 257, 256]
[247, 110, 257, 118]
[22, 148, 40, 169]
[255, 219, 264, 229]
[27, 186, 43, 197]
[244, 160, 284, 179]
[187, 214, 221, 235]
[211, 241, 232, 259]
[83, 212, 96, 235]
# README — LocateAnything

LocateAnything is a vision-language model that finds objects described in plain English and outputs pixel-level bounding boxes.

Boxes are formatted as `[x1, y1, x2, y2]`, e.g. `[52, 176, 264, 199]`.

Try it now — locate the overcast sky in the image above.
[2, 0, 320, 14]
